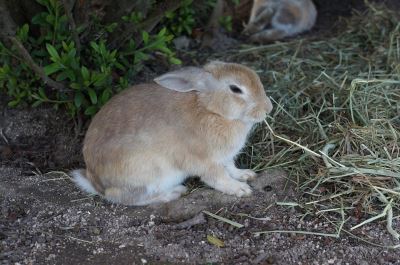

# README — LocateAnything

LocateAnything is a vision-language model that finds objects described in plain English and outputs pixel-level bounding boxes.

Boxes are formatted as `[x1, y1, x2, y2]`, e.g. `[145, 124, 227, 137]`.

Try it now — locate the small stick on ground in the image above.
[0, 129, 9, 144]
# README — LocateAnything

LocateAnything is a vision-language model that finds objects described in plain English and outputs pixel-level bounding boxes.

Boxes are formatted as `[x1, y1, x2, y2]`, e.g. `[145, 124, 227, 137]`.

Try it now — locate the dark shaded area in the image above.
[313, 0, 400, 32]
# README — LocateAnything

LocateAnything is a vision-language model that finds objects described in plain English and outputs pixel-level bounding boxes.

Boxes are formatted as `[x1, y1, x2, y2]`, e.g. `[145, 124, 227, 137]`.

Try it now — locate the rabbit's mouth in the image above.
[245, 110, 267, 123]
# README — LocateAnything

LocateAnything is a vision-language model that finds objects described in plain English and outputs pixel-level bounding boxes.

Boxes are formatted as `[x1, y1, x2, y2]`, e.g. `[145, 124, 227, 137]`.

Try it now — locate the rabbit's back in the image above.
[82, 84, 197, 174]
[85, 84, 198, 145]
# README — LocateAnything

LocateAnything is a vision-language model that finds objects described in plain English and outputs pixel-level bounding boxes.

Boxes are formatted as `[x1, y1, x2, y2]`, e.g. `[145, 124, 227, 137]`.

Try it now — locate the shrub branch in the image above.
[0, 1, 66, 91]
[9, 36, 66, 91]
[62, 0, 81, 55]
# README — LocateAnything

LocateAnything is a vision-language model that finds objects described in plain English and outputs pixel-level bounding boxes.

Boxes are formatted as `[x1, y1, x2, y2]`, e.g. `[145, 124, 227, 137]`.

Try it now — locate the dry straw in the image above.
[213, 1, 400, 244]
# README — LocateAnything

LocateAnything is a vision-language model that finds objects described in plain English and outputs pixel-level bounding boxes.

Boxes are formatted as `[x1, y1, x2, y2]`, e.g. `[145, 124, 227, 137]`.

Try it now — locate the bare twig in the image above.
[62, 0, 81, 55]
[201, 0, 225, 48]
[67, 236, 93, 244]
[9, 36, 66, 91]
[173, 213, 206, 229]
[0, 129, 9, 145]
[0, 0, 17, 38]
[73, 112, 83, 141]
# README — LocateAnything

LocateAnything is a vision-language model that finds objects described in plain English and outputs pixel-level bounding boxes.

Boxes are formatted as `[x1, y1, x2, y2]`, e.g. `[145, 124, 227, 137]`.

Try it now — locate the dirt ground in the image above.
[1, 1, 400, 264]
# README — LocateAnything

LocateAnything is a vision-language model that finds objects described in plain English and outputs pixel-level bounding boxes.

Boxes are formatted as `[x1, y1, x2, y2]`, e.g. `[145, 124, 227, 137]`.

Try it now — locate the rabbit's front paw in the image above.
[162, 185, 188, 202]
[230, 169, 257, 182]
[222, 180, 252, 197]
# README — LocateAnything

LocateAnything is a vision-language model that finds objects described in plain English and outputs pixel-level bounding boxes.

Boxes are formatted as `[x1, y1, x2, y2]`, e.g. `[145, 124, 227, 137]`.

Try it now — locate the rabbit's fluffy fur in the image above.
[71, 61, 273, 206]
[243, 0, 317, 42]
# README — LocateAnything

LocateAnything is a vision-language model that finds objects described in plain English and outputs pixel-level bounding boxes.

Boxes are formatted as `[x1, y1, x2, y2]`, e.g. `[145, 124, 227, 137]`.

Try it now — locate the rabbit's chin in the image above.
[242, 115, 266, 124]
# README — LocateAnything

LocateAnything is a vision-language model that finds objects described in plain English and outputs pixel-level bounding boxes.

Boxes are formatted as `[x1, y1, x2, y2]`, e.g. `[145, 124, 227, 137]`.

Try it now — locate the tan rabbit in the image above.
[243, 0, 317, 42]
[70, 61, 273, 206]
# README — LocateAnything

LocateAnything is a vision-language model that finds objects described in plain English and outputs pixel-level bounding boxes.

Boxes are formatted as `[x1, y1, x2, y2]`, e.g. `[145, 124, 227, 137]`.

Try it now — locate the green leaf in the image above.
[115, 62, 125, 71]
[70, 60, 80, 72]
[36, 0, 49, 6]
[45, 14, 55, 24]
[169, 57, 182, 65]
[66, 70, 76, 81]
[165, 34, 174, 42]
[44, 63, 61, 75]
[31, 49, 47, 57]
[17, 24, 29, 42]
[90, 42, 99, 52]
[84, 106, 97, 116]
[56, 71, 69, 81]
[31, 94, 42, 101]
[67, 48, 77, 58]
[59, 15, 68, 25]
[99, 42, 106, 55]
[93, 74, 108, 87]
[62, 41, 69, 51]
[76, 25, 86, 34]
[88, 88, 97, 104]
[158, 46, 172, 54]
[134, 52, 149, 64]
[81, 66, 90, 81]
[128, 39, 136, 49]
[32, 100, 43, 107]
[105, 22, 118, 33]
[142, 31, 149, 44]
[183, 24, 192, 35]
[74, 92, 84, 108]
[100, 89, 111, 104]
[8, 100, 19, 107]
[165, 11, 174, 19]
[68, 41, 75, 50]
[38, 87, 48, 99]
[32, 12, 47, 25]
[207, 235, 224, 248]
[70, 82, 81, 89]
[46, 43, 60, 61]
[157, 27, 166, 37]
[110, 50, 117, 58]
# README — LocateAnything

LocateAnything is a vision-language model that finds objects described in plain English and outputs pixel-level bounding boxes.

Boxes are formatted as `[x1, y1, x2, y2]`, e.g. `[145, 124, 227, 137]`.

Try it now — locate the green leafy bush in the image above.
[164, 0, 196, 36]
[219, 15, 233, 32]
[0, 0, 181, 117]
[161, 0, 238, 37]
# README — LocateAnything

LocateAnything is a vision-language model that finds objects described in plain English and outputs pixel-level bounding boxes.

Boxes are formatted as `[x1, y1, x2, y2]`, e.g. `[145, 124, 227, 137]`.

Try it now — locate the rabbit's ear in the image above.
[154, 67, 217, 92]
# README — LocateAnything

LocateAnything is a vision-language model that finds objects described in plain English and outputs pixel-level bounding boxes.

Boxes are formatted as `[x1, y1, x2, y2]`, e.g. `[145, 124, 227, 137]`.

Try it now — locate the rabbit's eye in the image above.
[229, 85, 243, 94]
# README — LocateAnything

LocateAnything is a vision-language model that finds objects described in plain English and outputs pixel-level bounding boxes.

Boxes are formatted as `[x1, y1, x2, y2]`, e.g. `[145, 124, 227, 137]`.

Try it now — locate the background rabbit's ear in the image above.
[154, 67, 217, 92]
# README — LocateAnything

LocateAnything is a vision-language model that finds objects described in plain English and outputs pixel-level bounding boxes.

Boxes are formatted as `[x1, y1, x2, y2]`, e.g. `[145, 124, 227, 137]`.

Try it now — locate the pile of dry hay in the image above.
[214, 2, 400, 246]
